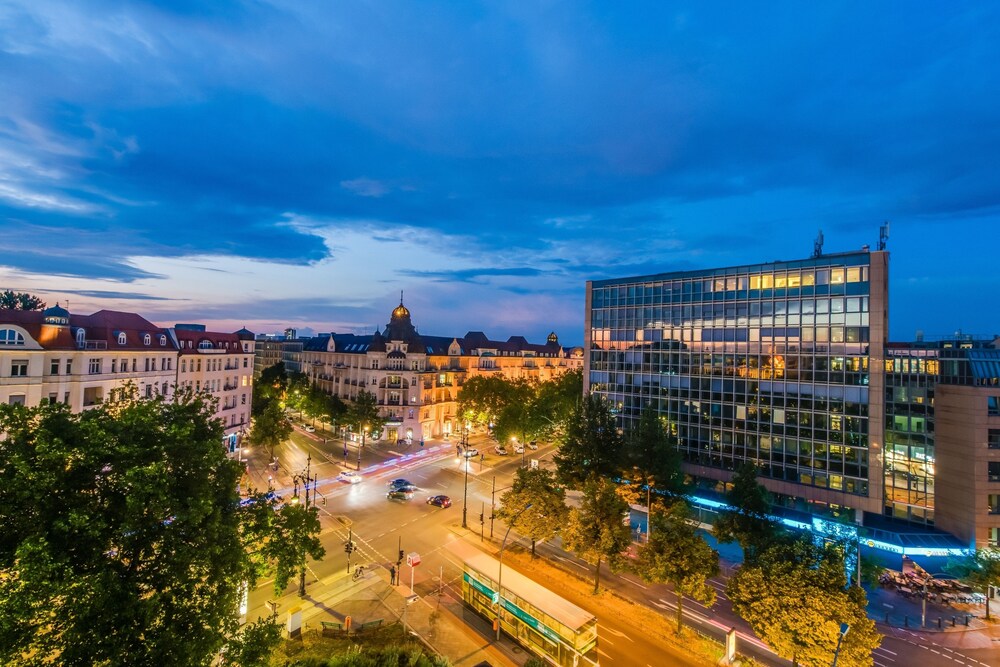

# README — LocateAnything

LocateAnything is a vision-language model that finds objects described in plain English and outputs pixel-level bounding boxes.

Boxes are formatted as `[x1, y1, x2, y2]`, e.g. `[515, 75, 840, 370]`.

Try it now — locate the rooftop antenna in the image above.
[813, 229, 824, 258]
[878, 222, 889, 251]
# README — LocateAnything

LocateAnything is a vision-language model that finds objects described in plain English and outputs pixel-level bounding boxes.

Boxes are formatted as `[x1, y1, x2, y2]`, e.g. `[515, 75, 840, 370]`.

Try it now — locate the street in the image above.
[239, 426, 997, 667]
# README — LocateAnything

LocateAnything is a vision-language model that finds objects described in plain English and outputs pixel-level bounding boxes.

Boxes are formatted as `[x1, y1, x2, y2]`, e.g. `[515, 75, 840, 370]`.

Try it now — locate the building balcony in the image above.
[223, 384, 238, 391]
[78, 340, 108, 350]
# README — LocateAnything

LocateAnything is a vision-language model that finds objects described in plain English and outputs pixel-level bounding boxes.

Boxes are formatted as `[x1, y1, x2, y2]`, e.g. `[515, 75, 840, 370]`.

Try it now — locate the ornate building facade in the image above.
[292, 299, 582, 443]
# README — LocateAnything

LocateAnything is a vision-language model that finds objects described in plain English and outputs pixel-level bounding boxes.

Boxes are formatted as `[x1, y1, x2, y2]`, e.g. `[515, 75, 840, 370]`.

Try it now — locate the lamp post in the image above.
[831, 623, 850, 667]
[357, 424, 368, 471]
[461, 425, 470, 529]
[342, 426, 348, 466]
[496, 503, 532, 641]
[292, 453, 317, 597]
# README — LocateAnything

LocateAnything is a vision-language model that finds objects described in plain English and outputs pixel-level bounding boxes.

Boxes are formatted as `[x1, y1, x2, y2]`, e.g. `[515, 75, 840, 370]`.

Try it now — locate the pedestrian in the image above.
[389, 565, 396, 585]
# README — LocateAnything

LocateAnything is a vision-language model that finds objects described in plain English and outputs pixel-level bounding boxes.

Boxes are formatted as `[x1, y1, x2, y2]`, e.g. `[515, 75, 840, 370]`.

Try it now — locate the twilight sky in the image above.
[1, 2, 998, 344]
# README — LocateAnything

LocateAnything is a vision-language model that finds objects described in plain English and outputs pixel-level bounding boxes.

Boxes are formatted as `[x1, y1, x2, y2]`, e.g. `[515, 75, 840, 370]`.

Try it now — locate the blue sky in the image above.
[1, 2, 998, 344]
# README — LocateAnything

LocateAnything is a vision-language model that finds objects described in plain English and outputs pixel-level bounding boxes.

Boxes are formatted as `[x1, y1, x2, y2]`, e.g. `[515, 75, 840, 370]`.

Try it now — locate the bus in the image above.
[447, 541, 599, 667]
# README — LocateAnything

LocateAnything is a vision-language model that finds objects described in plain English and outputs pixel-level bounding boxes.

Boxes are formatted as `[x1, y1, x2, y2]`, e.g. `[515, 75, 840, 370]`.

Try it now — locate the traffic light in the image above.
[344, 541, 355, 554]
[398, 549, 404, 563]
[479, 512, 484, 524]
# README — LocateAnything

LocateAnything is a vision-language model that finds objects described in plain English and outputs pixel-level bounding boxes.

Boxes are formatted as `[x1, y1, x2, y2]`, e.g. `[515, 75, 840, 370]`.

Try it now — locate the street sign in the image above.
[530, 459, 539, 469]
[406, 552, 421, 567]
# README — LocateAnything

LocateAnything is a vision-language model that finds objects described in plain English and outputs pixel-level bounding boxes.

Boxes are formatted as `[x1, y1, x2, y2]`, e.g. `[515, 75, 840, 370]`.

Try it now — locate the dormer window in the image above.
[143, 334, 151, 346]
[198, 340, 213, 350]
[0, 329, 25, 346]
[159, 335, 166, 346]
[118, 332, 127, 345]
[76, 329, 86, 346]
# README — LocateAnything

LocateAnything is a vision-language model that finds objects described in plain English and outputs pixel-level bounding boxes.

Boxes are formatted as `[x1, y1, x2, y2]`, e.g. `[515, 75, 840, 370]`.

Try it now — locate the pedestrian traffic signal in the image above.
[344, 541, 355, 554]
[479, 512, 484, 524]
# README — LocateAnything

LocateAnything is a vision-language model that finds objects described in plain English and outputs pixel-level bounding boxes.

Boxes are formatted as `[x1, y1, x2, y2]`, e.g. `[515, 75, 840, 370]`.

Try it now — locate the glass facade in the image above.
[587, 251, 885, 511]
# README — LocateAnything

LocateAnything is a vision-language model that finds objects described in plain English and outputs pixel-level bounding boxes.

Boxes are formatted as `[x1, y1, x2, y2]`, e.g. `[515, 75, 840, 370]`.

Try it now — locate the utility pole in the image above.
[490, 476, 496, 538]
[461, 426, 470, 529]
[296, 454, 316, 596]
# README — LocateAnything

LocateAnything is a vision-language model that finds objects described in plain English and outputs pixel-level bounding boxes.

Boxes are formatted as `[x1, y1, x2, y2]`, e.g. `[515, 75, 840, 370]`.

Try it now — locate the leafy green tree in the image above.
[497, 467, 569, 557]
[285, 372, 311, 415]
[457, 374, 520, 428]
[713, 462, 782, 563]
[620, 407, 683, 516]
[258, 361, 288, 396]
[261, 502, 325, 596]
[0, 290, 45, 310]
[634, 502, 720, 633]
[345, 389, 386, 439]
[562, 478, 632, 594]
[529, 369, 583, 442]
[0, 390, 257, 666]
[249, 398, 292, 461]
[492, 379, 537, 444]
[553, 393, 624, 488]
[945, 548, 1000, 619]
[727, 539, 881, 667]
[220, 616, 282, 667]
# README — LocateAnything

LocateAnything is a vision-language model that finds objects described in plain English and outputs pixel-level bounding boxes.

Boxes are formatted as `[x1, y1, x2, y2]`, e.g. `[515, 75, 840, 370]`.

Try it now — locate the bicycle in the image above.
[352, 565, 366, 581]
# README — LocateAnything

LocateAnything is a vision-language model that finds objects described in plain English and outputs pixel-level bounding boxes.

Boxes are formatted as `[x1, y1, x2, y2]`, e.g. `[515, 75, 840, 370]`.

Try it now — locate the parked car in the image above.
[513, 443, 524, 454]
[462, 448, 479, 458]
[336, 471, 363, 484]
[387, 489, 413, 501]
[528, 441, 538, 450]
[304, 425, 316, 432]
[493, 445, 508, 456]
[427, 495, 452, 508]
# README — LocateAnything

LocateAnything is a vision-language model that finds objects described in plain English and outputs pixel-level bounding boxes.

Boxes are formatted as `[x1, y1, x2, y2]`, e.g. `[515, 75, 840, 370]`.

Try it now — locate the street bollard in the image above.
[937, 618, 942, 629]
[951, 616, 956, 627]
[964, 615, 970, 626]
[885, 612, 890, 624]
[904, 616, 909, 628]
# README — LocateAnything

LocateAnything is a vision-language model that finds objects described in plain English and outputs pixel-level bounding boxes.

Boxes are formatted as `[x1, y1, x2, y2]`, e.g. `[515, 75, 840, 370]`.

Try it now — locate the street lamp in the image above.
[292, 454, 317, 596]
[496, 502, 533, 642]
[831, 622, 849, 667]
[461, 425, 470, 529]
[357, 424, 369, 471]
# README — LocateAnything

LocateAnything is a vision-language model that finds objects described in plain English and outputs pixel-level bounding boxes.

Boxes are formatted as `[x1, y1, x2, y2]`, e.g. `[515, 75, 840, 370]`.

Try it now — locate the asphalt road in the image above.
[242, 426, 998, 667]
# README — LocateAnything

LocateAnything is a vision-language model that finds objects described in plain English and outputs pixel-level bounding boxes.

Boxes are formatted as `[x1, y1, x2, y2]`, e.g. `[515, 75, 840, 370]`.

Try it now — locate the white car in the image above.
[463, 448, 480, 458]
[336, 471, 363, 484]
[305, 425, 316, 432]
[513, 443, 524, 454]
[493, 445, 508, 456]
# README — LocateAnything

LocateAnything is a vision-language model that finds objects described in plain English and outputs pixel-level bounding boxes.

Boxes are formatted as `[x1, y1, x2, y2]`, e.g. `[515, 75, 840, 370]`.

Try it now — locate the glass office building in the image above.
[585, 250, 889, 524]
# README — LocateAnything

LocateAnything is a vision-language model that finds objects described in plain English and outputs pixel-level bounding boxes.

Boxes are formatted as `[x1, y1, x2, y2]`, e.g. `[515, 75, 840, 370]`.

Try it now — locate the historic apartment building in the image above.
[262, 299, 582, 444]
[586, 247, 999, 552]
[0, 304, 254, 450]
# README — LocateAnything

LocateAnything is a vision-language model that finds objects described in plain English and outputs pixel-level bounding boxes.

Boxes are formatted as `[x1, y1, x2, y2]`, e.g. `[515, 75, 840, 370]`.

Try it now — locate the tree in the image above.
[258, 361, 288, 397]
[259, 502, 325, 596]
[553, 393, 624, 488]
[713, 462, 782, 563]
[0, 290, 45, 310]
[345, 389, 386, 439]
[633, 502, 720, 633]
[620, 407, 683, 516]
[457, 374, 518, 429]
[562, 477, 632, 594]
[497, 467, 569, 557]
[0, 389, 257, 666]
[492, 379, 537, 445]
[529, 369, 583, 442]
[220, 616, 282, 667]
[249, 398, 292, 461]
[727, 539, 882, 667]
[945, 548, 1000, 619]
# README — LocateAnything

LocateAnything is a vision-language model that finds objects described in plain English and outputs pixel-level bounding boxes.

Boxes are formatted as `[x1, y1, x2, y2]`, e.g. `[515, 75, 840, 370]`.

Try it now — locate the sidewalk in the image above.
[262, 563, 519, 667]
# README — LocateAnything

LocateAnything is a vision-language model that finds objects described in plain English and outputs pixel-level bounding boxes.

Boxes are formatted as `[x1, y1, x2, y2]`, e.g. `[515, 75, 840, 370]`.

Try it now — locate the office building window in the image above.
[989, 461, 1000, 483]
[11, 360, 28, 377]
[989, 396, 1000, 416]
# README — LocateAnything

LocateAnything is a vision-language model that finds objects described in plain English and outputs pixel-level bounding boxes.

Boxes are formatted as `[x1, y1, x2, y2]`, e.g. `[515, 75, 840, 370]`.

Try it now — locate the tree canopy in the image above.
[0, 290, 45, 310]
[945, 548, 1000, 619]
[726, 539, 881, 667]
[633, 502, 719, 633]
[344, 389, 386, 439]
[249, 398, 293, 461]
[562, 477, 632, 594]
[619, 407, 683, 511]
[497, 467, 568, 557]
[553, 393, 624, 488]
[712, 462, 782, 563]
[0, 390, 271, 666]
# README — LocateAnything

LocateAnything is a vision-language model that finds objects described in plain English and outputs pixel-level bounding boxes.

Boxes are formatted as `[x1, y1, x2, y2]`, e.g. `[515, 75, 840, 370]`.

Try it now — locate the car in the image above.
[392, 482, 418, 492]
[528, 441, 538, 450]
[387, 489, 413, 501]
[427, 495, 452, 508]
[336, 471, 363, 484]
[462, 448, 479, 458]
[513, 443, 524, 454]
[387, 478, 414, 488]
[493, 445, 508, 456]
[305, 425, 316, 432]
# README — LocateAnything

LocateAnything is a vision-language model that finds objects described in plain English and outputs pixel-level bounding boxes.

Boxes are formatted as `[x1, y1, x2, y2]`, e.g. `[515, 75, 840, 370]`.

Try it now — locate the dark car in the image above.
[391, 481, 418, 492]
[387, 489, 413, 501]
[387, 478, 414, 488]
[427, 495, 452, 508]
